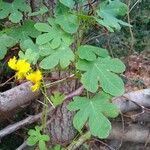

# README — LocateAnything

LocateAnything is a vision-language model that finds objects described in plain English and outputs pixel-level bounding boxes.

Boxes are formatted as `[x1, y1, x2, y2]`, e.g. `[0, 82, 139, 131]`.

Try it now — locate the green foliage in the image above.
[59, 0, 75, 9]
[96, 0, 131, 32]
[7, 20, 40, 43]
[49, 144, 65, 150]
[0, 0, 31, 23]
[0, 34, 17, 60]
[20, 39, 39, 52]
[19, 39, 40, 64]
[35, 18, 73, 48]
[0, 0, 130, 148]
[67, 92, 119, 138]
[39, 43, 74, 69]
[55, 13, 79, 34]
[50, 92, 65, 107]
[28, 6, 48, 17]
[19, 49, 39, 65]
[78, 45, 109, 61]
[77, 56, 125, 96]
[27, 126, 50, 150]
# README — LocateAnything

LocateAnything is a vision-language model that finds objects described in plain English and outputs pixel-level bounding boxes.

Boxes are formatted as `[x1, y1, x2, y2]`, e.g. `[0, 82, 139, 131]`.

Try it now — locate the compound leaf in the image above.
[0, 0, 31, 23]
[67, 92, 119, 138]
[78, 45, 109, 61]
[50, 92, 65, 107]
[40, 44, 74, 69]
[19, 49, 39, 65]
[7, 20, 40, 43]
[76, 57, 125, 96]
[35, 18, 73, 48]
[55, 13, 79, 33]
[96, 0, 131, 32]
[0, 34, 17, 60]
[27, 126, 50, 148]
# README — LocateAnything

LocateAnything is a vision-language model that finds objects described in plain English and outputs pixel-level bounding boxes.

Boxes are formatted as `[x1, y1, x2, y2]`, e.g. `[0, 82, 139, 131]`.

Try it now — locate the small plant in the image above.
[51, 92, 65, 107]
[27, 126, 50, 150]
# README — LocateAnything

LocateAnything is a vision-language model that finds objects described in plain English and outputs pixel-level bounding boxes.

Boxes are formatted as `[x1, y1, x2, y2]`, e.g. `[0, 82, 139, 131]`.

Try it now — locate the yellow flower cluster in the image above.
[8, 56, 42, 92]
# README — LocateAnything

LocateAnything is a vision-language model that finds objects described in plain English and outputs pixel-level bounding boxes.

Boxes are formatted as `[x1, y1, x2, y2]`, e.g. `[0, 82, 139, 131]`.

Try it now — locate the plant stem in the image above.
[41, 80, 53, 131]
[44, 74, 75, 88]
[0, 75, 15, 87]
[67, 131, 91, 150]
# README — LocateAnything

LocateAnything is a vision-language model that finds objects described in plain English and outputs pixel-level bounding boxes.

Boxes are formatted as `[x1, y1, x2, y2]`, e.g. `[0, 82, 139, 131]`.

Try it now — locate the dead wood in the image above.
[0, 82, 40, 114]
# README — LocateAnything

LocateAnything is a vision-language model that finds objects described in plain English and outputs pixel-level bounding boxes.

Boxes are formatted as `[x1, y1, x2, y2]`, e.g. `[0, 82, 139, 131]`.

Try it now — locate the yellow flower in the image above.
[15, 60, 31, 79]
[8, 57, 31, 80]
[26, 70, 42, 91]
[26, 70, 42, 83]
[16, 60, 31, 73]
[8, 56, 17, 70]
[8, 57, 42, 92]
[31, 82, 41, 92]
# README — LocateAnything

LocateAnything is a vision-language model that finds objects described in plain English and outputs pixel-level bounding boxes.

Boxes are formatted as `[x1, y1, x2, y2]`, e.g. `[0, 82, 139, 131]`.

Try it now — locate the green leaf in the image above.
[0, 34, 17, 60]
[78, 45, 109, 61]
[27, 136, 38, 146]
[27, 126, 50, 148]
[28, 129, 38, 136]
[55, 2, 69, 16]
[40, 44, 74, 69]
[28, 6, 48, 16]
[0, 0, 31, 23]
[39, 43, 54, 57]
[59, 0, 75, 9]
[20, 39, 39, 52]
[20, 39, 40, 64]
[35, 18, 73, 48]
[18, 49, 39, 64]
[39, 140, 47, 150]
[96, 0, 131, 32]
[9, 11, 23, 23]
[55, 13, 79, 33]
[7, 20, 40, 43]
[67, 92, 119, 139]
[50, 92, 65, 107]
[76, 57, 125, 96]
[40, 135, 50, 142]
[49, 145, 64, 150]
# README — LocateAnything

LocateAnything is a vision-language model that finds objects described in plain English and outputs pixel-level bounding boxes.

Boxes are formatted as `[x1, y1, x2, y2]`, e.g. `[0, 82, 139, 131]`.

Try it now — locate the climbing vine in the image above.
[0, 0, 131, 149]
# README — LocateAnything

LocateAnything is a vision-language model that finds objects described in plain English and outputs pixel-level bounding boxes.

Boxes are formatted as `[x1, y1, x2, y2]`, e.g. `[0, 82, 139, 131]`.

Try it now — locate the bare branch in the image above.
[0, 112, 42, 139]
[0, 86, 84, 139]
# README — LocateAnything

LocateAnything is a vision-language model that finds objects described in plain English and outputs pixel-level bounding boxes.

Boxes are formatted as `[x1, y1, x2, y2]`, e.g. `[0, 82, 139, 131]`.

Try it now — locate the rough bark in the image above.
[46, 72, 81, 146]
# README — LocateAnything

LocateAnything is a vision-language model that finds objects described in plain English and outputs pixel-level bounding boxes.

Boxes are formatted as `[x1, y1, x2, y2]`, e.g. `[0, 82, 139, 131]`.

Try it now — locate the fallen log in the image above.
[113, 88, 150, 113]
[0, 86, 84, 139]
[0, 80, 150, 114]
[67, 124, 150, 150]
[109, 123, 150, 143]
[0, 82, 40, 114]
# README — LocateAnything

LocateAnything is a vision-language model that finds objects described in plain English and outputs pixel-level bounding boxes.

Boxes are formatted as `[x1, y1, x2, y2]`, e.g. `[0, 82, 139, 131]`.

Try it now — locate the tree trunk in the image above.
[46, 72, 79, 145]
